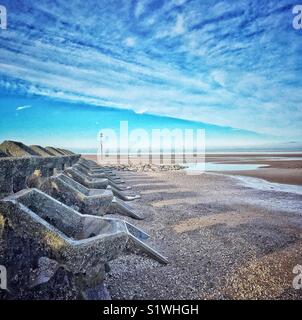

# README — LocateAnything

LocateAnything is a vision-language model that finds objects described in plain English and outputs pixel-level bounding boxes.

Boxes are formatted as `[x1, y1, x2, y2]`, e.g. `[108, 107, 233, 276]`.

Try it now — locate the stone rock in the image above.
[106, 163, 186, 172]
[29, 256, 60, 288]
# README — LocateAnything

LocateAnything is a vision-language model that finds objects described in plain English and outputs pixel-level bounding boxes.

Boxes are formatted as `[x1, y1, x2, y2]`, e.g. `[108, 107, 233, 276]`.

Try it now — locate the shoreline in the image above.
[83, 153, 302, 186]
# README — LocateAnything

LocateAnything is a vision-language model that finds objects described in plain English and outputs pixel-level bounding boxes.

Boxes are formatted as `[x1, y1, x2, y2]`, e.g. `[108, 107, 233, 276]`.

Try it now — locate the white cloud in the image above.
[172, 14, 185, 35]
[172, 0, 188, 5]
[124, 37, 136, 47]
[211, 70, 226, 87]
[16, 105, 31, 111]
[134, 1, 146, 18]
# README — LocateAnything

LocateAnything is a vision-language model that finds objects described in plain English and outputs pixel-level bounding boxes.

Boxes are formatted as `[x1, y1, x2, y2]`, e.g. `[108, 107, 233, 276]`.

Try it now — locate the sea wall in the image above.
[0, 155, 80, 198]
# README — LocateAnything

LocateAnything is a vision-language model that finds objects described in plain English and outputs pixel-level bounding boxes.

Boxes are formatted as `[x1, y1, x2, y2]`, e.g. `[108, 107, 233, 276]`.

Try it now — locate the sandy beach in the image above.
[80, 154, 302, 299]
[102, 169, 302, 299]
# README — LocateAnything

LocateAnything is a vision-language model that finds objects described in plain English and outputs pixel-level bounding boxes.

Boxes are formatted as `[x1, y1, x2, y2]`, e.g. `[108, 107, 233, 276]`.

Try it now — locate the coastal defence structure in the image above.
[0, 140, 167, 300]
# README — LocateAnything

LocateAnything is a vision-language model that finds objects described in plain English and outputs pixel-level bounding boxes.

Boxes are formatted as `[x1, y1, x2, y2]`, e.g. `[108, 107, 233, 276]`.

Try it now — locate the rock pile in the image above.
[106, 163, 186, 172]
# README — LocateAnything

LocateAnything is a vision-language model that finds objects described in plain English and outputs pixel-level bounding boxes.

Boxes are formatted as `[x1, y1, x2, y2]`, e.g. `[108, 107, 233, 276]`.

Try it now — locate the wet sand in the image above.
[223, 168, 302, 186]
[104, 169, 302, 300]
[205, 153, 302, 186]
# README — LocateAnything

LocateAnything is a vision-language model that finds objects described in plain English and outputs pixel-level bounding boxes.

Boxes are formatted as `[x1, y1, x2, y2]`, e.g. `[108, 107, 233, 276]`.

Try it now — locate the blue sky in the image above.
[0, 0, 301, 151]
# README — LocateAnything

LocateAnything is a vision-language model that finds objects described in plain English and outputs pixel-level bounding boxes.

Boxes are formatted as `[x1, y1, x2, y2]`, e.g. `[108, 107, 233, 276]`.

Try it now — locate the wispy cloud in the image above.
[16, 105, 31, 111]
[124, 37, 136, 47]
[0, 0, 301, 139]
[172, 14, 185, 35]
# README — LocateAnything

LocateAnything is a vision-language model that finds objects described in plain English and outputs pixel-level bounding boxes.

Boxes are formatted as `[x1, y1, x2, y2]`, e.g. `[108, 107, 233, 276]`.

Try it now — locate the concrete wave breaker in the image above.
[66, 167, 141, 201]
[69, 165, 128, 191]
[106, 185, 141, 201]
[0, 189, 168, 273]
[40, 173, 143, 219]
[75, 164, 128, 189]
[65, 167, 108, 188]
[77, 159, 124, 180]
[40, 173, 113, 216]
[78, 158, 106, 169]
[79, 159, 118, 175]
[73, 164, 129, 188]
[77, 162, 124, 183]
[109, 196, 143, 220]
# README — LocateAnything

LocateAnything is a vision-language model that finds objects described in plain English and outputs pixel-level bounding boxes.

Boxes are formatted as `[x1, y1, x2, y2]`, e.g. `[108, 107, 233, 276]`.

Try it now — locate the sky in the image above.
[0, 0, 301, 151]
